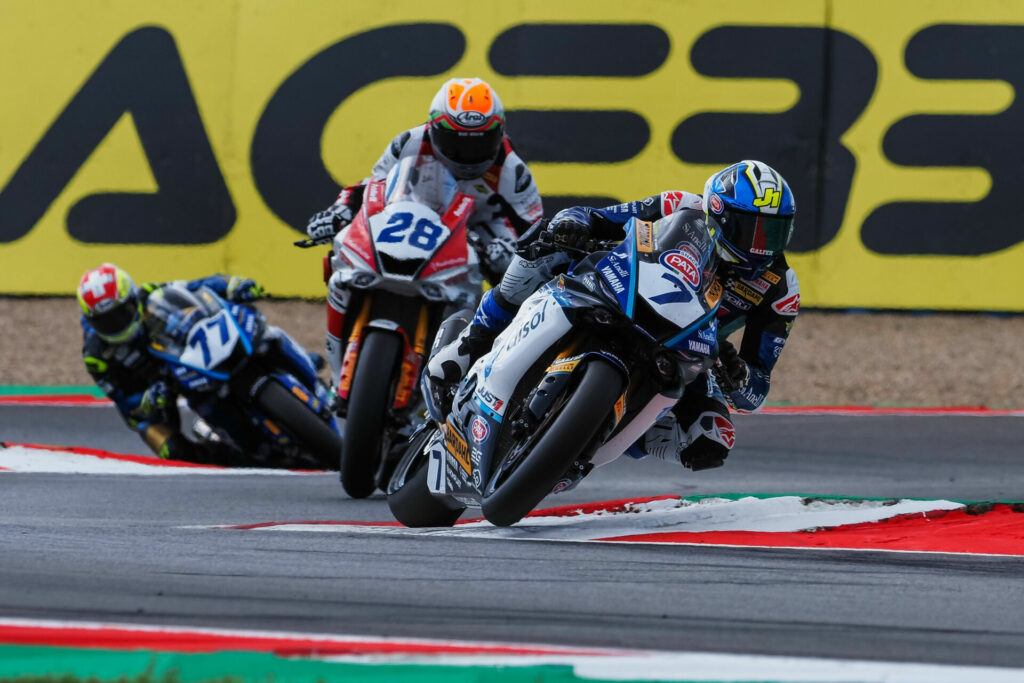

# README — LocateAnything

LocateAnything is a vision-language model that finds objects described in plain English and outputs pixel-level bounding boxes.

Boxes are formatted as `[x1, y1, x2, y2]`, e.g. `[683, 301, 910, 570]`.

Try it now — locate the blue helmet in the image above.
[702, 160, 795, 279]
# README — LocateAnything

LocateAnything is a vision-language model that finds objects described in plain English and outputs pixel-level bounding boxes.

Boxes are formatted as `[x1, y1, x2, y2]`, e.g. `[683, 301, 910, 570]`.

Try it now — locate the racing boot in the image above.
[424, 322, 497, 416]
[630, 407, 732, 471]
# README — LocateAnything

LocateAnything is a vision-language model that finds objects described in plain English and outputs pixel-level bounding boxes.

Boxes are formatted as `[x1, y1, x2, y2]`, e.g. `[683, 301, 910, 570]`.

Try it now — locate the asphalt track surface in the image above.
[2, 405, 1023, 668]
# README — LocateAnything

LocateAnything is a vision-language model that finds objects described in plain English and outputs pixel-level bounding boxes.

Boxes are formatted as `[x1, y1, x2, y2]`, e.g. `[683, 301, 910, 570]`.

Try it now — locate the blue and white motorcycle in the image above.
[387, 208, 723, 526]
[145, 283, 342, 468]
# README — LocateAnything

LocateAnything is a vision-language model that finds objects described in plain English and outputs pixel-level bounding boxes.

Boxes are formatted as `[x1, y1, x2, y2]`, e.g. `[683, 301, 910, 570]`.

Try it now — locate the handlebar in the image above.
[293, 237, 332, 248]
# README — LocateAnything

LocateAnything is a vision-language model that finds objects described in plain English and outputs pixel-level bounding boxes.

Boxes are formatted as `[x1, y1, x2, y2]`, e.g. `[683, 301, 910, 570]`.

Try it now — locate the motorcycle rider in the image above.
[427, 160, 799, 471]
[304, 77, 543, 389]
[78, 263, 271, 462]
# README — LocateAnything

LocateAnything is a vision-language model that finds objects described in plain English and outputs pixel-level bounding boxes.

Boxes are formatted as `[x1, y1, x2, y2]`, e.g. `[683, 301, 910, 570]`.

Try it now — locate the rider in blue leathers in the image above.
[78, 265, 323, 464]
[427, 160, 799, 471]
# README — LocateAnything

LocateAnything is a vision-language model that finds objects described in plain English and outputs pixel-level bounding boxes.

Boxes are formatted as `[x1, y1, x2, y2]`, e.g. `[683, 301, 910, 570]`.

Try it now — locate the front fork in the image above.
[336, 294, 431, 417]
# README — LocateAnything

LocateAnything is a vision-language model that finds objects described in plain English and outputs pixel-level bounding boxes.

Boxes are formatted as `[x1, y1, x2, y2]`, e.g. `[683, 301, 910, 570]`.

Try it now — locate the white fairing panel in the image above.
[369, 201, 450, 268]
[635, 259, 707, 329]
[471, 290, 572, 418]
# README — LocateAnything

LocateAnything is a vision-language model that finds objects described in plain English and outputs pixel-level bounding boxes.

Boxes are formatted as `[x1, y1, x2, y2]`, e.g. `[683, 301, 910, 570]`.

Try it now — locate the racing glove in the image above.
[226, 276, 265, 303]
[306, 203, 353, 241]
[546, 207, 592, 249]
[482, 236, 517, 282]
[138, 380, 171, 418]
[712, 340, 750, 393]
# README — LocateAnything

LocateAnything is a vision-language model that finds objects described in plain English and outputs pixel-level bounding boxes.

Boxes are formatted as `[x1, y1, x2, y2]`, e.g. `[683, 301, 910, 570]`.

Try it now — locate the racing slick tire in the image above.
[252, 380, 342, 468]
[340, 329, 401, 498]
[386, 426, 466, 527]
[481, 358, 624, 527]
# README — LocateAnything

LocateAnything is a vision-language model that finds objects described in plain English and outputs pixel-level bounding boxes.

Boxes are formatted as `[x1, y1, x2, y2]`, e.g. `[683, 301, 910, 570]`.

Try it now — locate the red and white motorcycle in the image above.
[298, 156, 483, 498]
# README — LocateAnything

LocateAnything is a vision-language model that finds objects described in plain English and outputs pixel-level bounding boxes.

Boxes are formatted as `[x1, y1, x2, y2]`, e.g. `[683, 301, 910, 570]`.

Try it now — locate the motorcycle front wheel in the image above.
[252, 380, 342, 468]
[481, 358, 624, 527]
[386, 426, 466, 527]
[340, 329, 401, 498]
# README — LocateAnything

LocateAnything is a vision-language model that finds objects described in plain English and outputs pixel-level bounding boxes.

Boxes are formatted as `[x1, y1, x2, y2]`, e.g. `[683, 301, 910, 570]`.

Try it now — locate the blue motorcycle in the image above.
[387, 208, 722, 526]
[145, 283, 341, 468]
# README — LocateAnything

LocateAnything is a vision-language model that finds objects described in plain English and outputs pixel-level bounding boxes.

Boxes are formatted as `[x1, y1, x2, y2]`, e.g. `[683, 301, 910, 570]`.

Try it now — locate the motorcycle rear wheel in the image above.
[481, 358, 624, 527]
[252, 380, 341, 468]
[340, 330, 401, 498]
[386, 426, 465, 527]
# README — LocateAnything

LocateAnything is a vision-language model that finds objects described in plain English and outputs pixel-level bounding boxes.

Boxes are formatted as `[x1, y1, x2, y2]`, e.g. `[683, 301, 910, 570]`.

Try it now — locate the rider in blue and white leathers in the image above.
[427, 160, 799, 471]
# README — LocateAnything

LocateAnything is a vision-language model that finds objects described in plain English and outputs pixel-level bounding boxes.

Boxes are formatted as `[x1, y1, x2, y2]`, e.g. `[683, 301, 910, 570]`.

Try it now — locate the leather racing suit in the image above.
[432, 191, 800, 470]
[321, 123, 543, 387]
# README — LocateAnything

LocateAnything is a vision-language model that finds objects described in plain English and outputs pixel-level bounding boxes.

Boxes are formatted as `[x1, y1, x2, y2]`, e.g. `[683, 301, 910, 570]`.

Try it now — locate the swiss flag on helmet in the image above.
[78, 265, 119, 312]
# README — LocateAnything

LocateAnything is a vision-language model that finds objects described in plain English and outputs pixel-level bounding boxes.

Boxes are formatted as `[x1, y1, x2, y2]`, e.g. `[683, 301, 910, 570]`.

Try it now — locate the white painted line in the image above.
[0, 445, 325, 475]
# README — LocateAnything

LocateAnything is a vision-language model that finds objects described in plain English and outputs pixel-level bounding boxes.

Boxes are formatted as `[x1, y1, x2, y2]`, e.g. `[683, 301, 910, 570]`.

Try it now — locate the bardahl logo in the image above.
[445, 419, 472, 474]
[660, 250, 700, 288]
[733, 281, 764, 304]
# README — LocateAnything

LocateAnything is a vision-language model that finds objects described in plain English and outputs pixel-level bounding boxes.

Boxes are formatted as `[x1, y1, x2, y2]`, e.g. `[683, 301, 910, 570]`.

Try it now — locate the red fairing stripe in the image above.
[341, 212, 376, 271]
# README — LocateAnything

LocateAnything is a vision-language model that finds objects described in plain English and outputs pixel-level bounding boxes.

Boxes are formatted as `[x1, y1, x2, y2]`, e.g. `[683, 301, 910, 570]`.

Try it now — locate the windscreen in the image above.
[383, 156, 458, 215]
[144, 284, 217, 354]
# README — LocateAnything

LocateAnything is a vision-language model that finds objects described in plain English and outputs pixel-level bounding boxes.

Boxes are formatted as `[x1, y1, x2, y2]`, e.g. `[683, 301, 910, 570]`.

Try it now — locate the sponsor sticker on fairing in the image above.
[444, 419, 472, 474]
[636, 220, 654, 253]
[471, 416, 489, 443]
[659, 250, 700, 288]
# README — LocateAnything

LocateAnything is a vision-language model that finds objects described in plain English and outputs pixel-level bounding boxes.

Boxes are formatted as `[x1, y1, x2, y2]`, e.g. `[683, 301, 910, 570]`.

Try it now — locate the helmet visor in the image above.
[430, 123, 503, 167]
[89, 298, 138, 339]
[717, 209, 793, 257]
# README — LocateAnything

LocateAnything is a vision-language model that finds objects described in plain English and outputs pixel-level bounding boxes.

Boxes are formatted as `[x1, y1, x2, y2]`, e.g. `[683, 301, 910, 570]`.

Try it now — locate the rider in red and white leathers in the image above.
[305, 78, 543, 388]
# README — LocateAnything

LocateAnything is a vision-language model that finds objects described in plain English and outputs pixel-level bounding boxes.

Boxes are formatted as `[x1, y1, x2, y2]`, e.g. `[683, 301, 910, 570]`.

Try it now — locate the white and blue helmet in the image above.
[702, 160, 795, 279]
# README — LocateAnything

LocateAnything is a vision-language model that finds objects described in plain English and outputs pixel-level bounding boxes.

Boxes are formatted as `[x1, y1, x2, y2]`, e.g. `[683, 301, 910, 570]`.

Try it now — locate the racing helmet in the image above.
[76, 263, 142, 343]
[427, 78, 505, 180]
[702, 161, 795, 279]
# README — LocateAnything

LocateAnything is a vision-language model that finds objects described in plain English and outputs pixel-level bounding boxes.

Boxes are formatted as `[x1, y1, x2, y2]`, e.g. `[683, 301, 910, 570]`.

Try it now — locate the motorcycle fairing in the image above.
[470, 288, 574, 421]
[149, 291, 251, 381]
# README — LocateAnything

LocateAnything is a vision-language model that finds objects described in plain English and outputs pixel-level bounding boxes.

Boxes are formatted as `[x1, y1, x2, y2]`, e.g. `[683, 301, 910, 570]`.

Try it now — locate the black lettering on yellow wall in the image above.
[251, 24, 464, 232]
[862, 25, 1024, 256]
[507, 111, 649, 163]
[489, 24, 666, 220]
[490, 24, 669, 77]
[0, 26, 235, 244]
[672, 27, 876, 253]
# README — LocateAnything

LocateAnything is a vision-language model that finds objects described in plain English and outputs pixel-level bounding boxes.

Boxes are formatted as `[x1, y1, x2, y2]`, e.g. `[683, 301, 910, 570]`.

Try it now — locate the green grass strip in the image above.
[0, 646, 689, 683]
[0, 385, 104, 398]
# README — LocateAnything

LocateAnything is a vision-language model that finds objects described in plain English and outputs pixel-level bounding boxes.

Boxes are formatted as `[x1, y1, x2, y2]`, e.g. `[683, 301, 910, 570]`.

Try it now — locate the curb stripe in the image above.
[0, 620, 620, 657]
[3, 443, 224, 469]
[597, 504, 1024, 556]
[0, 395, 111, 406]
[759, 405, 1024, 416]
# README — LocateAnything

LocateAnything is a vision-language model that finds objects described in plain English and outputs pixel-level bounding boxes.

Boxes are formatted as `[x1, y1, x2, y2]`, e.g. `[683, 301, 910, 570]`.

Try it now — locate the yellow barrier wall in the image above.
[1, 0, 1023, 310]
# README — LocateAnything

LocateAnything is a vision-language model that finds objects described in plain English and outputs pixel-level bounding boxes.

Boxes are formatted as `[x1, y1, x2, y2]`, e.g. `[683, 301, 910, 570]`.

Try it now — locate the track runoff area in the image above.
[2, 392, 1023, 682]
